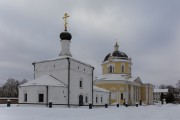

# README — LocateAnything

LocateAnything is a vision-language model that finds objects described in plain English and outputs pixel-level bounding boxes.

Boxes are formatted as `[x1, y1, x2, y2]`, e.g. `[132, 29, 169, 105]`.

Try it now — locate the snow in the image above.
[0, 104, 180, 120]
[20, 75, 67, 87]
[154, 89, 168, 93]
[95, 74, 141, 83]
[93, 86, 110, 92]
[95, 74, 127, 81]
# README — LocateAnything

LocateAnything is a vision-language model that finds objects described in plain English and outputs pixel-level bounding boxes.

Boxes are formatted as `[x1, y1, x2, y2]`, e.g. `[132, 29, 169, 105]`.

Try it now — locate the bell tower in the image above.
[59, 13, 72, 57]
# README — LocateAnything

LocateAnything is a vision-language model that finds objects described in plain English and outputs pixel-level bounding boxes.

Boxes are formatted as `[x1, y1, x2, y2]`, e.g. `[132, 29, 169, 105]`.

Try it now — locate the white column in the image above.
[126, 85, 129, 103]
[131, 85, 134, 104]
[116, 91, 119, 103]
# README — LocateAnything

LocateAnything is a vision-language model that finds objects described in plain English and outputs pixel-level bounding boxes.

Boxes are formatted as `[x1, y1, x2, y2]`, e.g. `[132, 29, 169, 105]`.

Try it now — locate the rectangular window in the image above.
[39, 94, 44, 102]
[121, 93, 123, 100]
[96, 97, 98, 103]
[85, 96, 88, 103]
[24, 93, 27, 102]
[80, 80, 82, 88]
[101, 97, 103, 103]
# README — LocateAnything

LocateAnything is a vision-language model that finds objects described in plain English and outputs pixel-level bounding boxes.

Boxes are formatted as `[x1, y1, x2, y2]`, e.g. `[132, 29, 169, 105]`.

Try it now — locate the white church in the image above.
[18, 13, 110, 107]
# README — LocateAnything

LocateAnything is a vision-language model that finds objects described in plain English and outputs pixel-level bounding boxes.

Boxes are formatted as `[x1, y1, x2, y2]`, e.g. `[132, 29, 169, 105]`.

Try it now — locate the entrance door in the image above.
[79, 95, 83, 106]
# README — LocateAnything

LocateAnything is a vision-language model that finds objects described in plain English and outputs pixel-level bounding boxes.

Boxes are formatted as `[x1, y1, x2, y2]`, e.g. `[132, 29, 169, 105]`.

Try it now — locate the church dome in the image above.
[104, 51, 128, 61]
[104, 42, 128, 61]
[60, 31, 72, 40]
[112, 51, 128, 59]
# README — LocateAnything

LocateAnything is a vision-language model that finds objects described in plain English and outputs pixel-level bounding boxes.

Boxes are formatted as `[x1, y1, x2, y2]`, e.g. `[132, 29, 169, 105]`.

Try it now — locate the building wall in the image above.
[19, 86, 67, 104]
[69, 59, 93, 105]
[95, 82, 126, 105]
[95, 80, 144, 105]
[93, 91, 109, 105]
[102, 60, 131, 75]
[141, 84, 154, 105]
[34, 58, 93, 106]
[95, 81, 138, 105]
[34, 59, 68, 85]
[153, 92, 168, 102]
[141, 85, 146, 103]
[48, 86, 68, 104]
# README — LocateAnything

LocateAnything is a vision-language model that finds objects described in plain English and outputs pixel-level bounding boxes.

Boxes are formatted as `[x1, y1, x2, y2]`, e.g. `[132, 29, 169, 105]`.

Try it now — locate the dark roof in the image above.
[104, 51, 128, 61]
[60, 31, 72, 40]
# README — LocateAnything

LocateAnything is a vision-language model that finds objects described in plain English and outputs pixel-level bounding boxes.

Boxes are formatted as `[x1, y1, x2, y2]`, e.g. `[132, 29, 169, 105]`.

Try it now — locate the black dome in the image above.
[60, 31, 72, 40]
[104, 51, 128, 61]
[112, 51, 128, 58]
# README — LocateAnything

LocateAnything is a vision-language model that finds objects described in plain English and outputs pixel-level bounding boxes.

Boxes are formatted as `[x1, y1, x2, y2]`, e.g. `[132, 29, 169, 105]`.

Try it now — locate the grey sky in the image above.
[0, 0, 180, 87]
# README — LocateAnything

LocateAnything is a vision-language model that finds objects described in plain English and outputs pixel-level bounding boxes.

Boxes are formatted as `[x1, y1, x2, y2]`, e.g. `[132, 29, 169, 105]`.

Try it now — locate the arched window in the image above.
[109, 66, 113, 73]
[121, 93, 123, 100]
[96, 96, 98, 103]
[121, 65, 124, 73]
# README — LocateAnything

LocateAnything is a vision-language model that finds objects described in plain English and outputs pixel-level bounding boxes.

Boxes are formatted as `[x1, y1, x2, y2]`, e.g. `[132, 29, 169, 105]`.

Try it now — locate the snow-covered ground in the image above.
[0, 104, 180, 120]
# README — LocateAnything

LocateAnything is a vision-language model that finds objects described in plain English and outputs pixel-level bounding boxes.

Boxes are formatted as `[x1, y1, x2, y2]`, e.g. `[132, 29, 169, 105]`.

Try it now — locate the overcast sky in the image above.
[0, 0, 180, 87]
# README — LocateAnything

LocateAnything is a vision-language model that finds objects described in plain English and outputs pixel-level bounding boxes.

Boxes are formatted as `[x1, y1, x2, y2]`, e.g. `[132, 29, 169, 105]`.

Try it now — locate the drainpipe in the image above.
[46, 86, 48, 107]
[67, 58, 70, 108]
[92, 67, 95, 106]
[32, 63, 35, 79]
[148, 84, 149, 105]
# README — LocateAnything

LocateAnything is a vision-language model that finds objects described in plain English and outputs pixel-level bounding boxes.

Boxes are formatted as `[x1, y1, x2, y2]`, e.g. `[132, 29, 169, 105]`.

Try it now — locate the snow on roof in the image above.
[95, 74, 127, 81]
[154, 89, 168, 93]
[95, 74, 139, 81]
[33, 56, 94, 68]
[128, 77, 142, 83]
[93, 86, 110, 93]
[20, 75, 67, 87]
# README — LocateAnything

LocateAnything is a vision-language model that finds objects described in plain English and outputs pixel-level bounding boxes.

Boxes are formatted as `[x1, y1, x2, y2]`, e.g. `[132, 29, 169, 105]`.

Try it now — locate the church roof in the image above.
[95, 74, 127, 81]
[20, 75, 67, 87]
[93, 86, 110, 93]
[104, 51, 128, 62]
[103, 42, 129, 62]
[95, 74, 142, 84]
[33, 56, 94, 68]
[60, 31, 72, 40]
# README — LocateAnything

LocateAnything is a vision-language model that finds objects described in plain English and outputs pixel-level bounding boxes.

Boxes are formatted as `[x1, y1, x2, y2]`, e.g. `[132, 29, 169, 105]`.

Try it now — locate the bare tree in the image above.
[159, 84, 167, 89]
[0, 78, 28, 97]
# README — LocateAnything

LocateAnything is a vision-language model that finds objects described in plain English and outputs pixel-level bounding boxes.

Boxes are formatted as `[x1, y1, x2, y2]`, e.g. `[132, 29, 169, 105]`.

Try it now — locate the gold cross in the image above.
[63, 13, 69, 31]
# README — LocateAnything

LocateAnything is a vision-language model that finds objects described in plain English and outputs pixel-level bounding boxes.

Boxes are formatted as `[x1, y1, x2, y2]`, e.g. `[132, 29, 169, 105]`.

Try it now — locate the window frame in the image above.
[96, 96, 98, 103]
[24, 93, 27, 102]
[79, 80, 83, 89]
[121, 93, 123, 100]
[38, 94, 44, 102]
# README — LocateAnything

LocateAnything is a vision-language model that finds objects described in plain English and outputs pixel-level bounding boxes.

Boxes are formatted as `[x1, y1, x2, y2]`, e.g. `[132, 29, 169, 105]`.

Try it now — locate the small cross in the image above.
[63, 13, 69, 31]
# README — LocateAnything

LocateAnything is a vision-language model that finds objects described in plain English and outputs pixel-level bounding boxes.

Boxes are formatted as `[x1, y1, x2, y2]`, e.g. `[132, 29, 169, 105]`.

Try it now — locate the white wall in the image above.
[93, 91, 109, 105]
[19, 86, 68, 104]
[33, 58, 94, 106]
[34, 59, 68, 85]
[69, 59, 93, 105]
[48, 86, 67, 104]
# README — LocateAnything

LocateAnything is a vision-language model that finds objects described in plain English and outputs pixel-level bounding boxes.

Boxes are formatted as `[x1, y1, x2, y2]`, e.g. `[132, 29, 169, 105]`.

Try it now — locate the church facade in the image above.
[19, 13, 153, 107]
[19, 13, 109, 107]
[94, 42, 154, 105]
